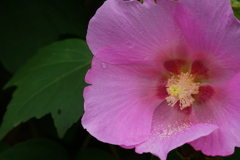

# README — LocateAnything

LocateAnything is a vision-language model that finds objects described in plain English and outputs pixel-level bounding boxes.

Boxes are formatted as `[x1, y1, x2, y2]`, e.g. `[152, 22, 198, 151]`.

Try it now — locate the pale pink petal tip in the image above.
[136, 123, 218, 160]
[87, 0, 181, 65]
[134, 102, 218, 160]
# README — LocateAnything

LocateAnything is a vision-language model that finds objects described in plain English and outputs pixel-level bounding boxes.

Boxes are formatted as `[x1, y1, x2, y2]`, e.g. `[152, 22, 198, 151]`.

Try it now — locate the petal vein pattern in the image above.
[82, 58, 164, 145]
[83, 0, 240, 159]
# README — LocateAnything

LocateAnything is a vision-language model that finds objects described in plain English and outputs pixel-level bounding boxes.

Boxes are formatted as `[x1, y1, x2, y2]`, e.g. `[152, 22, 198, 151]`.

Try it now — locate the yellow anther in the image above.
[166, 72, 199, 110]
[167, 85, 183, 96]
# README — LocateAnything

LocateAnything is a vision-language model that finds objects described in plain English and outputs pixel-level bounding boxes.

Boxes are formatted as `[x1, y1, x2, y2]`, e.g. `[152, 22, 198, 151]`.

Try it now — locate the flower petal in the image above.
[190, 72, 240, 156]
[176, 0, 240, 80]
[82, 57, 164, 145]
[135, 102, 218, 160]
[87, 0, 183, 65]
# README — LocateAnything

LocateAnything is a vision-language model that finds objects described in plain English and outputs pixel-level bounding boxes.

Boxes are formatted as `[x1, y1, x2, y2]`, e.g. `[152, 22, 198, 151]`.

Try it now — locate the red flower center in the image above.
[162, 57, 215, 109]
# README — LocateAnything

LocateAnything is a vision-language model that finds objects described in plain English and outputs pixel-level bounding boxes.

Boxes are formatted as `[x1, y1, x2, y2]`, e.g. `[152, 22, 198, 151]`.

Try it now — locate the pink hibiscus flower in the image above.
[82, 0, 240, 159]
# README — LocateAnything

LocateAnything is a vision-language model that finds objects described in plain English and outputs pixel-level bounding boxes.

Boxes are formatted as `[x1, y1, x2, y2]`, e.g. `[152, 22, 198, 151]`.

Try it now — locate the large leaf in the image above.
[0, 139, 69, 160]
[0, 0, 88, 73]
[0, 39, 92, 140]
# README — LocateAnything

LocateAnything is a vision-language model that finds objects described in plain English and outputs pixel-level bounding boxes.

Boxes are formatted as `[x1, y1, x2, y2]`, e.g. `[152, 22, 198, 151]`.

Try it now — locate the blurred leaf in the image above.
[33, 115, 58, 138]
[223, 147, 240, 160]
[0, 139, 69, 160]
[0, 142, 10, 153]
[231, 0, 240, 6]
[205, 156, 222, 160]
[0, 39, 92, 140]
[75, 148, 115, 160]
[177, 144, 223, 160]
[231, 0, 240, 19]
[0, 0, 88, 73]
[150, 149, 181, 160]
[150, 155, 160, 160]
[168, 149, 182, 160]
[177, 144, 199, 160]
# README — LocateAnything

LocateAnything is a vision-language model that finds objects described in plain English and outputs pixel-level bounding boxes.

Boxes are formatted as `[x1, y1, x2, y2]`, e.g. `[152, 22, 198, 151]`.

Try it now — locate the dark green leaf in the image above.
[0, 139, 69, 160]
[0, 0, 88, 73]
[75, 149, 115, 160]
[0, 39, 92, 139]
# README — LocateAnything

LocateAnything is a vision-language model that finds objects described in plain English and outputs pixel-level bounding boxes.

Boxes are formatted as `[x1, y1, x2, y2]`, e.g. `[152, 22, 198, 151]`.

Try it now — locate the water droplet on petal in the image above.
[101, 63, 107, 69]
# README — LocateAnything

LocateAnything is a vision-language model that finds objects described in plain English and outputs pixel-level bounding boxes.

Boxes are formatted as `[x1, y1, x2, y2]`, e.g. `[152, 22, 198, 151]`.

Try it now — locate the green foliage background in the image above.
[0, 0, 240, 160]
